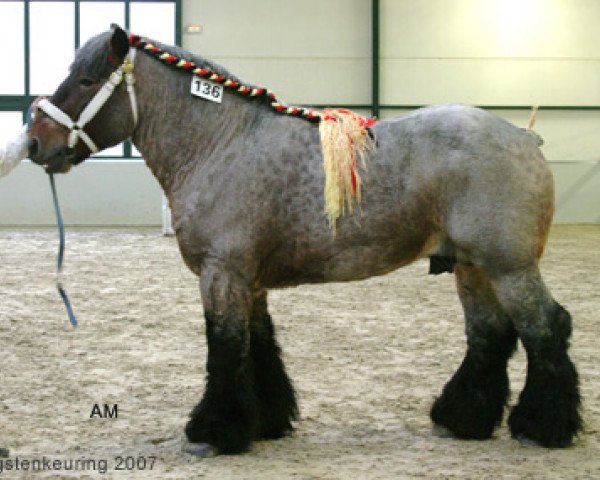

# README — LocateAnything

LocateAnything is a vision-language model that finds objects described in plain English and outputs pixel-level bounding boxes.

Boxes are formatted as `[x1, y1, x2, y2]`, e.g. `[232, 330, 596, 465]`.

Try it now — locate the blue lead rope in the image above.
[49, 173, 78, 327]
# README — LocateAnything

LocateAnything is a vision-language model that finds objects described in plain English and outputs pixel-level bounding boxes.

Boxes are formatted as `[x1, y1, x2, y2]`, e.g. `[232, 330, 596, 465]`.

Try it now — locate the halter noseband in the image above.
[37, 47, 139, 154]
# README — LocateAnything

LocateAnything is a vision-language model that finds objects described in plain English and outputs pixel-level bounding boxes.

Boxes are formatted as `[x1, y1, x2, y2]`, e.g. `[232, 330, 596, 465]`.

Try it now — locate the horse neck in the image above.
[130, 52, 261, 195]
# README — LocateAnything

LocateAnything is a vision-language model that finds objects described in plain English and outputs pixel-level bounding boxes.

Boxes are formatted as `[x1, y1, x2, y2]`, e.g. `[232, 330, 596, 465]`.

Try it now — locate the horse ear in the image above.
[109, 25, 129, 63]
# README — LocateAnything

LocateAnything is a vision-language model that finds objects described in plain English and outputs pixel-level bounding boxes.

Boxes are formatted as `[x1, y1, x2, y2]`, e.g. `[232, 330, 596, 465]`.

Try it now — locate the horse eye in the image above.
[79, 77, 95, 87]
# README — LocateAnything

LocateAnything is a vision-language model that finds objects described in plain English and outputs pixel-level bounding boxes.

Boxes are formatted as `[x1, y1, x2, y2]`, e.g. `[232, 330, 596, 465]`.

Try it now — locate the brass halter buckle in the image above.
[122, 58, 135, 74]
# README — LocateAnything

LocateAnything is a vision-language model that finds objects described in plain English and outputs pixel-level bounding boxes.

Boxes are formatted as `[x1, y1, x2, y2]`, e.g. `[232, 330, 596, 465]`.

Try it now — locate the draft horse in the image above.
[28, 26, 581, 455]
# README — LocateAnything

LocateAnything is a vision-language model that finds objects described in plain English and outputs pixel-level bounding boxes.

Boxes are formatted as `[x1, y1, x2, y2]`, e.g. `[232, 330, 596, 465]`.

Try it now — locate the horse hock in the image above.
[494, 269, 581, 447]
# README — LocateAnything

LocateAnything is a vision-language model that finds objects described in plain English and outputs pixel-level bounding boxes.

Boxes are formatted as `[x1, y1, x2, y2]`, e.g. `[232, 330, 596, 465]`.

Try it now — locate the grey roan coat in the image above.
[28, 26, 581, 455]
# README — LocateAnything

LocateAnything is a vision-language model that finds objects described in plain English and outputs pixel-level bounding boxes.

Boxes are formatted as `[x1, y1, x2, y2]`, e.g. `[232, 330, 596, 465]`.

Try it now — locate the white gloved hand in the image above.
[0, 124, 28, 178]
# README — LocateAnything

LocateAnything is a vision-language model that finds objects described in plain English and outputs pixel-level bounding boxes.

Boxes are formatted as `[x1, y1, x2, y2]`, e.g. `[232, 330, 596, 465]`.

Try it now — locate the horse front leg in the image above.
[185, 263, 259, 456]
[250, 292, 298, 439]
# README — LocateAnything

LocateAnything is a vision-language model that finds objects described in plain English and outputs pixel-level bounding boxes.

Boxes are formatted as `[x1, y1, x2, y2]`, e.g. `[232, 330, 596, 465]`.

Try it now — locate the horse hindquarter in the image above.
[419, 106, 581, 447]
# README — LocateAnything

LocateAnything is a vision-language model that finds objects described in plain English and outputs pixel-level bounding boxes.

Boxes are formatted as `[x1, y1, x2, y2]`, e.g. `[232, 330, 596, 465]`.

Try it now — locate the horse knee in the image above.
[200, 265, 254, 392]
[202, 269, 253, 384]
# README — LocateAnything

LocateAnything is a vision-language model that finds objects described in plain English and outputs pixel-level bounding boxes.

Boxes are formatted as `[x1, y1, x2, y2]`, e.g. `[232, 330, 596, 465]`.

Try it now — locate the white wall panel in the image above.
[381, 0, 600, 106]
[552, 162, 600, 223]
[0, 161, 162, 226]
[210, 58, 371, 105]
[184, 0, 370, 58]
[182, 0, 371, 105]
[381, 0, 600, 59]
[381, 59, 600, 106]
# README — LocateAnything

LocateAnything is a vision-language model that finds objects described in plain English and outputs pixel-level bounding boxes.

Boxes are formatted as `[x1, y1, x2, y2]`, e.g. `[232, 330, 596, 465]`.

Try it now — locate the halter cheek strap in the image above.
[37, 47, 138, 154]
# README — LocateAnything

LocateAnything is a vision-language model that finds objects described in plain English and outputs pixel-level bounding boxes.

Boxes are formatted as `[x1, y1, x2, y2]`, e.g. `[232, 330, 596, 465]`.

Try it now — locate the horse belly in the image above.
[322, 231, 441, 282]
[261, 227, 440, 288]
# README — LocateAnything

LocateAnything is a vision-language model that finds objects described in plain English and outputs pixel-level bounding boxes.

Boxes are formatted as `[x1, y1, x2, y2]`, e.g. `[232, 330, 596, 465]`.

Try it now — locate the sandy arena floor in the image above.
[0, 225, 598, 479]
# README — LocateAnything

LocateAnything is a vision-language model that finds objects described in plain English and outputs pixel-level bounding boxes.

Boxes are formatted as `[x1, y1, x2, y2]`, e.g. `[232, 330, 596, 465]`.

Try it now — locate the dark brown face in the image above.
[28, 100, 79, 174]
[28, 26, 132, 174]
[28, 62, 108, 174]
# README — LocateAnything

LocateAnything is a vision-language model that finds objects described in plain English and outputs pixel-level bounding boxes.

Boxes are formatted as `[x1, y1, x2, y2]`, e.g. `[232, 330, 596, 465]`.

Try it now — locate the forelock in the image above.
[70, 30, 113, 77]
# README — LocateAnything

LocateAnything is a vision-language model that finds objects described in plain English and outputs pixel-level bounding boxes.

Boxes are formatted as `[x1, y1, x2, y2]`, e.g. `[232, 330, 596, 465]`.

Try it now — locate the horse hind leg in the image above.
[490, 267, 581, 447]
[431, 264, 517, 440]
[249, 291, 298, 440]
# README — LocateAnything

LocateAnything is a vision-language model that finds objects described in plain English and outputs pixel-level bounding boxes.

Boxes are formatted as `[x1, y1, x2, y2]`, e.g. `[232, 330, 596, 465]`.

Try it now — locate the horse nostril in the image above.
[28, 137, 40, 159]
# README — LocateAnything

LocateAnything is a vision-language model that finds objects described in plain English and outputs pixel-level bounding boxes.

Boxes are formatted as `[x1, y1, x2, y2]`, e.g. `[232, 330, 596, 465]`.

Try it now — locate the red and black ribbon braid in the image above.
[128, 34, 322, 124]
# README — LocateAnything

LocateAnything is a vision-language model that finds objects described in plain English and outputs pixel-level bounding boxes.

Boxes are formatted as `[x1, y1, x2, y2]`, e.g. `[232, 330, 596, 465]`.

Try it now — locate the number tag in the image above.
[191, 77, 223, 103]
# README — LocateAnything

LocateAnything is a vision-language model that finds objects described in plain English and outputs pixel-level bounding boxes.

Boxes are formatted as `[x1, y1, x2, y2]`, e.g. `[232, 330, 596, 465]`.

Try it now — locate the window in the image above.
[80, 2, 126, 47]
[130, 1, 175, 44]
[0, 0, 181, 159]
[0, 2, 25, 95]
[30, 2, 75, 95]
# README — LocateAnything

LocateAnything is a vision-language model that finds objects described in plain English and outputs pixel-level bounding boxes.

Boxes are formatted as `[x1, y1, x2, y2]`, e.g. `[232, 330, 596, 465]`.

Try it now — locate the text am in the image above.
[90, 403, 118, 419]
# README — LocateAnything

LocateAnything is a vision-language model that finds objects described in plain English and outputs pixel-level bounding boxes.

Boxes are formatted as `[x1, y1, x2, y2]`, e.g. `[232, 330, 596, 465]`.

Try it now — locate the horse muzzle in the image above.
[29, 137, 74, 174]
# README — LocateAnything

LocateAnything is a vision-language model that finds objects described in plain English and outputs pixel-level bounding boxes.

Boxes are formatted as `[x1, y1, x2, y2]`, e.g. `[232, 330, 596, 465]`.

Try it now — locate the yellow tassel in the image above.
[319, 109, 375, 233]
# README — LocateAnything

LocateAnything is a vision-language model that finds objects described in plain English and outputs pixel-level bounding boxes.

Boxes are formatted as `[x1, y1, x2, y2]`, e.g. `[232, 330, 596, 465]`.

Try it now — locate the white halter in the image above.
[38, 47, 139, 154]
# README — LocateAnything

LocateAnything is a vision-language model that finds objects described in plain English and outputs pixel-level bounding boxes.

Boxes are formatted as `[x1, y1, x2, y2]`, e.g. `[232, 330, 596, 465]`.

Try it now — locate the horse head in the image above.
[29, 25, 137, 173]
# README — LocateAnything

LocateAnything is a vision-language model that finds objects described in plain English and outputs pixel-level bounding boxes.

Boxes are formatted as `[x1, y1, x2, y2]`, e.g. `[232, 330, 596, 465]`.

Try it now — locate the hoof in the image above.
[0, 448, 9, 458]
[183, 442, 218, 458]
[515, 435, 543, 448]
[432, 424, 455, 439]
